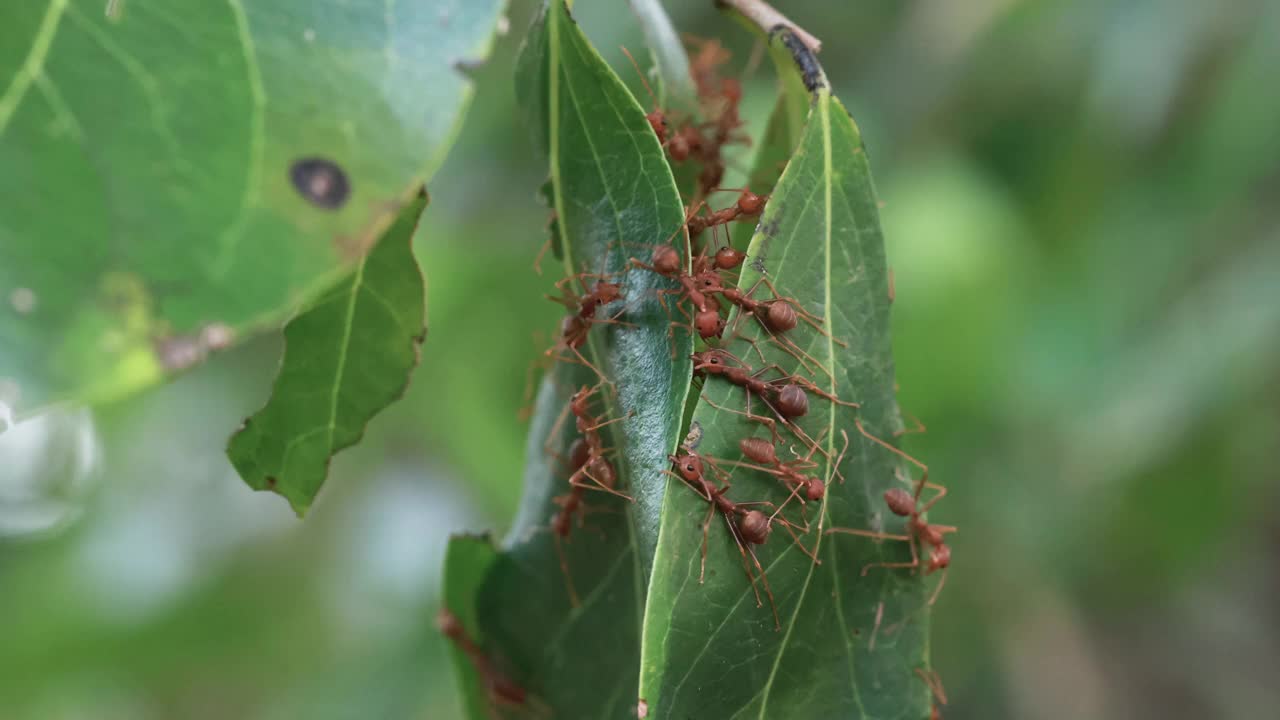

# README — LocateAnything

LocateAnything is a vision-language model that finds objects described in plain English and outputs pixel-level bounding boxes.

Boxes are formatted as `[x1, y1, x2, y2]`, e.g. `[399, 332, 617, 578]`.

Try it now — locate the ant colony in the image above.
[445, 33, 951, 719]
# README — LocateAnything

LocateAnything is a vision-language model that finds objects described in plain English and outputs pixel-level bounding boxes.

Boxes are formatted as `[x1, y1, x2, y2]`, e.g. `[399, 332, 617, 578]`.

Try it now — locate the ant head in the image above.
[691, 349, 727, 371]
[927, 544, 951, 572]
[695, 309, 724, 339]
[763, 302, 798, 332]
[806, 478, 826, 501]
[651, 245, 681, 275]
[672, 453, 703, 481]
[775, 384, 809, 418]
[714, 245, 746, 270]
[737, 190, 766, 215]
[738, 510, 771, 544]
[883, 487, 915, 517]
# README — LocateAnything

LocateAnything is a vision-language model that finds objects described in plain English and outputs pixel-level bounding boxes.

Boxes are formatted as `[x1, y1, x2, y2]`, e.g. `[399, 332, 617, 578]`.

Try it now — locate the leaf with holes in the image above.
[638, 30, 936, 719]
[0, 0, 505, 415]
[226, 193, 428, 514]
[440, 1, 690, 717]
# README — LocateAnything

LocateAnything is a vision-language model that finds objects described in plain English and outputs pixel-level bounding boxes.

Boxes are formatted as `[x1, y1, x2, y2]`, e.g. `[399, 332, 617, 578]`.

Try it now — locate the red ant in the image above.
[545, 384, 633, 605]
[621, 47, 668, 145]
[681, 35, 750, 196]
[696, 270, 845, 379]
[685, 34, 732, 100]
[825, 418, 954, 605]
[692, 349, 858, 459]
[686, 188, 768, 236]
[667, 448, 816, 630]
[728, 430, 849, 503]
[437, 609, 528, 712]
[545, 270, 630, 385]
[542, 384, 630, 502]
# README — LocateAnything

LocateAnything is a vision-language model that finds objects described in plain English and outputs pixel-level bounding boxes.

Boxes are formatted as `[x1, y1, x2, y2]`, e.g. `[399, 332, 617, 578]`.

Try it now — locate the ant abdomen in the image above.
[739, 510, 771, 545]
[775, 385, 809, 418]
[695, 309, 725, 339]
[806, 478, 826, 501]
[761, 302, 798, 332]
[651, 245, 682, 275]
[714, 246, 746, 270]
[739, 437, 777, 465]
[884, 487, 915, 517]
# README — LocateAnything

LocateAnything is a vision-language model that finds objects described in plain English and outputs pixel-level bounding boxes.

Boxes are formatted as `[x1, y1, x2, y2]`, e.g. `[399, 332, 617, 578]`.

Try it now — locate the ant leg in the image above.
[552, 533, 581, 607]
[859, 532, 922, 577]
[825, 527, 912, 542]
[868, 601, 886, 651]
[699, 391, 781, 445]
[562, 345, 615, 392]
[571, 467, 634, 501]
[736, 527, 780, 630]
[699, 501, 717, 583]
[915, 668, 949, 706]
[542, 395, 575, 459]
[895, 410, 926, 437]
[533, 231, 555, 276]
[854, 417, 929, 496]
[580, 413, 631, 434]
[927, 567, 949, 607]
[917, 482, 949, 515]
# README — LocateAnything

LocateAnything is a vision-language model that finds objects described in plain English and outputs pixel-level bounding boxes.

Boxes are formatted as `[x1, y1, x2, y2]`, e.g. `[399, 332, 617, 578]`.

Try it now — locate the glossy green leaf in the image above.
[0, 0, 505, 414]
[225, 193, 428, 514]
[639, 30, 934, 719]
[442, 1, 690, 717]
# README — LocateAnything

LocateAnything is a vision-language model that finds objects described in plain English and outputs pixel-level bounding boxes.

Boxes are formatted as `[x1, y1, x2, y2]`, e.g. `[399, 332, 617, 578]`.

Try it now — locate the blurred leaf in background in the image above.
[2, 1, 1278, 719]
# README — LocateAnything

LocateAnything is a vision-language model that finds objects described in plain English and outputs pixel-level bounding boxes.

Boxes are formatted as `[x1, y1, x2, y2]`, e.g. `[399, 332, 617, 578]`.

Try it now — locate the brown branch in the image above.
[716, 0, 822, 53]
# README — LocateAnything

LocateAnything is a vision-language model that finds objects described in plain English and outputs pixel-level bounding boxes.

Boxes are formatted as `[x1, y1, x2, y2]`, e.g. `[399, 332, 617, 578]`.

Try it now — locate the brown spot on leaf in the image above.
[264, 476, 278, 490]
[290, 157, 351, 210]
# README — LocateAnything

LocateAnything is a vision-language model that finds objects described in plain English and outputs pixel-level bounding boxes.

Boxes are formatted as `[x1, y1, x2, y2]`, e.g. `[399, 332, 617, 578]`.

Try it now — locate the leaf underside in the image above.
[443, 1, 689, 718]
[0, 0, 505, 413]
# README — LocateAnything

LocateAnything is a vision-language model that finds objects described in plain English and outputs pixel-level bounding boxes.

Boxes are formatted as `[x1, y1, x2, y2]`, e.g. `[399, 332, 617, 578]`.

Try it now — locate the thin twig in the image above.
[716, 0, 822, 53]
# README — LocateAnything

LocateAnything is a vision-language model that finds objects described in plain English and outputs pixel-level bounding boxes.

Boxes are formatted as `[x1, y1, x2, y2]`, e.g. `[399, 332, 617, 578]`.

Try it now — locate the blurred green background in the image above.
[2, 0, 1278, 718]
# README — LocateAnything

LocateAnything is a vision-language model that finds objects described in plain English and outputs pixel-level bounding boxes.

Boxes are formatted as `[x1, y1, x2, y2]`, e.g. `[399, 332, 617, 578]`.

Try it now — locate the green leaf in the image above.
[627, 0, 696, 110]
[727, 96, 799, 252]
[442, 1, 690, 717]
[440, 535, 503, 720]
[0, 0, 505, 414]
[639, 30, 934, 719]
[225, 193, 428, 514]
